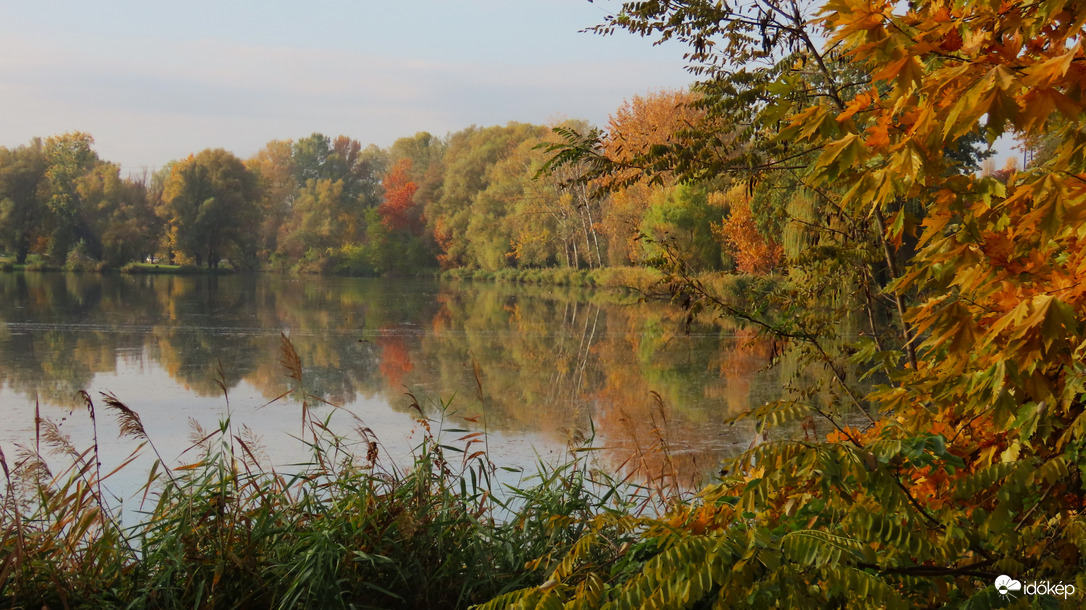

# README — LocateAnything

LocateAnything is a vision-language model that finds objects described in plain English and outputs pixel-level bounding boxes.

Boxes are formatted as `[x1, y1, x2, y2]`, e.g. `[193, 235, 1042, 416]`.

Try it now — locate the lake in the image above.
[0, 272, 788, 494]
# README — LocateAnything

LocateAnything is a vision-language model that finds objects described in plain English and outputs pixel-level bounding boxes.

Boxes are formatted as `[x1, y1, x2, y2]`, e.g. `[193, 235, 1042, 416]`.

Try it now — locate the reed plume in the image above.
[102, 391, 148, 441]
[279, 332, 303, 384]
[39, 418, 77, 459]
[100, 391, 175, 483]
[187, 417, 212, 451]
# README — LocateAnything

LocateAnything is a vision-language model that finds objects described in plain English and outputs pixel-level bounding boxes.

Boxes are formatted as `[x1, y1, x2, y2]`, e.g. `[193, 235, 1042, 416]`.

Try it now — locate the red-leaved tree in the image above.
[378, 158, 419, 232]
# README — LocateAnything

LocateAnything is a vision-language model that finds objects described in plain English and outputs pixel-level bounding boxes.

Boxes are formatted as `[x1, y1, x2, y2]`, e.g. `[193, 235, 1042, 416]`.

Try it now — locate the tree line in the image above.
[0, 92, 794, 275]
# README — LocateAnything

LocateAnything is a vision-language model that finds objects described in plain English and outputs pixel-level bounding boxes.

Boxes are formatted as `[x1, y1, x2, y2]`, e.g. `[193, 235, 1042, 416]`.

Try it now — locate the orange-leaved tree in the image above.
[482, 0, 1086, 607]
[714, 186, 783, 274]
[600, 89, 710, 265]
[378, 158, 420, 233]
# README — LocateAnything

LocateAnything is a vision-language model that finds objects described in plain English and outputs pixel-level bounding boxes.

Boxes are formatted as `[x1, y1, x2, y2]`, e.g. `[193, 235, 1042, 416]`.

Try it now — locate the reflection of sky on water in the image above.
[1, 356, 571, 508]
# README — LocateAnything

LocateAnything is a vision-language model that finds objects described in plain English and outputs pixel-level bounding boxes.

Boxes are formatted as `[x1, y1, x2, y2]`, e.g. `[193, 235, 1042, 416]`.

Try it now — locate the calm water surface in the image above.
[0, 272, 785, 491]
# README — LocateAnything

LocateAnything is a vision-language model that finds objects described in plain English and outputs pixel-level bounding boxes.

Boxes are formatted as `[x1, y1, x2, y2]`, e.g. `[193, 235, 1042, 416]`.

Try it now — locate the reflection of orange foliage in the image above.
[719, 328, 775, 413]
[590, 330, 727, 490]
[593, 387, 726, 493]
[714, 187, 782, 274]
[378, 334, 413, 390]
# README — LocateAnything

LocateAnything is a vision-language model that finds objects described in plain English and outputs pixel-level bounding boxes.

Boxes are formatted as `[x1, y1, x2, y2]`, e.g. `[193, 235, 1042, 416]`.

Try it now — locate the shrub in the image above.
[470, 269, 494, 281]
[494, 268, 518, 283]
[25, 261, 57, 272]
[591, 266, 665, 294]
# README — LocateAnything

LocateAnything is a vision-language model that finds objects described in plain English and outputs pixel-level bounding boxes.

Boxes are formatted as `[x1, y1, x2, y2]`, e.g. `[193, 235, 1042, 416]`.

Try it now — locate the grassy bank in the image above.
[0, 337, 651, 609]
[440, 266, 784, 309]
[119, 262, 233, 275]
[0, 259, 235, 275]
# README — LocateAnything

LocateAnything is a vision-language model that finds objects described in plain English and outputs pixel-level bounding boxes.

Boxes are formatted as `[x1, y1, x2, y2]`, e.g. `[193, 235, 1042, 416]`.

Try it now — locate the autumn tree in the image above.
[714, 185, 783, 274]
[388, 131, 446, 217]
[357, 157, 434, 274]
[1, 133, 158, 267]
[378, 158, 419, 232]
[160, 149, 260, 269]
[600, 89, 710, 265]
[246, 139, 296, 260]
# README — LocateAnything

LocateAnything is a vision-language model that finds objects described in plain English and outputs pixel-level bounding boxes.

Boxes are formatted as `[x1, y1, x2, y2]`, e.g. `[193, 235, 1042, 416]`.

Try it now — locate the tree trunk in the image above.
[583, 196, 604, 268]
[577, 205, 594, 269]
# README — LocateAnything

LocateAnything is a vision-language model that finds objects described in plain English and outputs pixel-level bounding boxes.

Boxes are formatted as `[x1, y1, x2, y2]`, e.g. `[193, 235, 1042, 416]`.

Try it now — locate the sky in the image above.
[0, 0, 695, 174]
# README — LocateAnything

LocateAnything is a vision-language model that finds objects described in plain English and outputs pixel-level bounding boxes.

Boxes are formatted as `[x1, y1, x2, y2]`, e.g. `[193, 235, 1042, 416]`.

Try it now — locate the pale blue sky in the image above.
[0, 0, 694, 173]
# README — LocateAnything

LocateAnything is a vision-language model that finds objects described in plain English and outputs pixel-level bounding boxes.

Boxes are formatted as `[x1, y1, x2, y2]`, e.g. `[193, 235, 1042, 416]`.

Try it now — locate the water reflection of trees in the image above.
[0, 273, 137, 405]
[1, 273, 788, 482]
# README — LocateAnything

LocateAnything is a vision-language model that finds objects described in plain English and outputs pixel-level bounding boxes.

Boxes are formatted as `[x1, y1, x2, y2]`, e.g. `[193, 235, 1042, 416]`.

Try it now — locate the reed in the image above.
[0, 335, 650, 609]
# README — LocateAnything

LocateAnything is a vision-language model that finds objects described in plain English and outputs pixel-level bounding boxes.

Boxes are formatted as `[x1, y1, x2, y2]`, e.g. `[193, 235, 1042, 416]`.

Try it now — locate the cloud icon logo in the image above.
[995, 575, 1022, 596]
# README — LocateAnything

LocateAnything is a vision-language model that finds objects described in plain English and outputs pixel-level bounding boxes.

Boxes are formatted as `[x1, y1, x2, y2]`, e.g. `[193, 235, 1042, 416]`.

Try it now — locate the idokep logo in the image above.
[995, 574, 1076, 600]
[995, 575, 1021, 597]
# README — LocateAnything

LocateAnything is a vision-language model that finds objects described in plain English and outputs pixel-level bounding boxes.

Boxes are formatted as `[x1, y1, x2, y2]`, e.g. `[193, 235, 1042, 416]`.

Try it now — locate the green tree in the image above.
[0, 139, 48, 263]
[160, 149, 260, 269]
[277, 177, 346, 262]
[430, 123, 550, 269]
[291, 133, 385, 210]
[638, 182, 726, 271]
[507, 121, 607, 270]
[274, 134, 387, 267]
[41, 132, 100, 262]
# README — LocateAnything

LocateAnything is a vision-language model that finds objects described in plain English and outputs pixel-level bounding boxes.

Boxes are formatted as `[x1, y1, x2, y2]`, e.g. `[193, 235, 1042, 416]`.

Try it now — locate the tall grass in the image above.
[0, 335, 648, 609]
